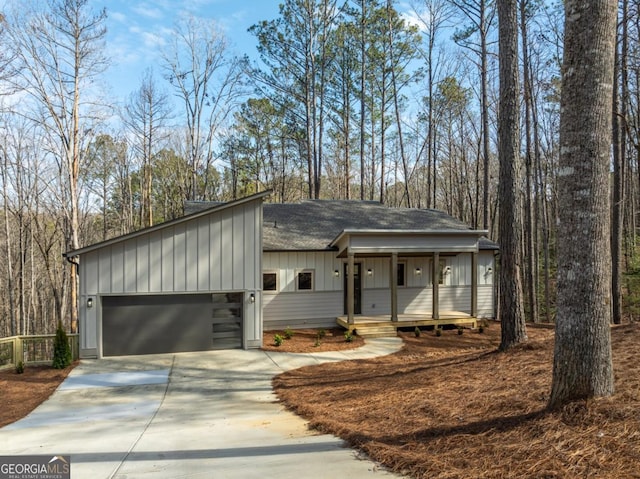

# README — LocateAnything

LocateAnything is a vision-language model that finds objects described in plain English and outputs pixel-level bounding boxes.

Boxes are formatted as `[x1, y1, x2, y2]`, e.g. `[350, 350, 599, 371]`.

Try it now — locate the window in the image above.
[296, 270, 314, 291]
[263, 272, 278, 292]
[397, 262, 406, 287]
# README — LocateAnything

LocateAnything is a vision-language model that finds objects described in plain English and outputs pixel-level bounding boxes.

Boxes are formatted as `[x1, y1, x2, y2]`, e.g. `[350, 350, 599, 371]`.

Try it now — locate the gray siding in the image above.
[78, 200, 263, 357]
[81, 202, 260, 295]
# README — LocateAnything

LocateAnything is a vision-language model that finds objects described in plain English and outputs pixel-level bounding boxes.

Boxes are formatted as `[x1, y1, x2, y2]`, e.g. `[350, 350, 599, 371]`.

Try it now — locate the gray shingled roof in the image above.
[186, 199, 499, 252]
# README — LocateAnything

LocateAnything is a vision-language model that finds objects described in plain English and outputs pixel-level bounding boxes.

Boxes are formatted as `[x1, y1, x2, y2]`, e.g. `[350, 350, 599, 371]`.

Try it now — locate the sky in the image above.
[96, 1, 423, 103]
[94, 0, 282, 102]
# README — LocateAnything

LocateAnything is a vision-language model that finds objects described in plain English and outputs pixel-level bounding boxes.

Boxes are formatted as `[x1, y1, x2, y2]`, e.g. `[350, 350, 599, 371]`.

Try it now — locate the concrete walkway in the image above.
[0, 338, 404, 478]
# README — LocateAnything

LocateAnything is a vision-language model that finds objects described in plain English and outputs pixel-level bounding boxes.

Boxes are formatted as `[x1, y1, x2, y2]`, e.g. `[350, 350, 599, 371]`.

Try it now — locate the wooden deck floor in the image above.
[337, 313, 478, 337]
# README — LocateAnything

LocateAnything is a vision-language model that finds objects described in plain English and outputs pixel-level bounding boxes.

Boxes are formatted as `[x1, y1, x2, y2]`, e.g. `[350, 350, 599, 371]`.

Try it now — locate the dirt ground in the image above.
[0, 363, 77, 428]
[274, 322, 640, 479]
[261, 327, 365, 352]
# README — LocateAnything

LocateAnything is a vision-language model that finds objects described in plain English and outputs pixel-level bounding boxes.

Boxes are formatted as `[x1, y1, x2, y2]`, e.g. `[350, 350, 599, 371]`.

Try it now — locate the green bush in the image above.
[344, 331, 354, 342]
[15, 360, 24, 374]
[317, 328, 326, 339]
[274, 334, 284, 347]
[284, 327, 294, 340]
[414, 326, 421, 337]
[435, 327, 442, 337]
[52, 321, 72, 369]
[457, 326, 464, 335]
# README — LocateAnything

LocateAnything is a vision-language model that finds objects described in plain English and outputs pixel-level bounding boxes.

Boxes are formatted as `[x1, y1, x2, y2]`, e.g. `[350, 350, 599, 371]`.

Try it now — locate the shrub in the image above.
[314, 338, 321, 347]
[344, 331, 354, 342]
[317, 328, 326, 339]
[274, 334, 284, 347]
[457, 326, 464, 335]
[52, 321, 72, 369]
[414, 326, 421, 337]
[284, 327, 294, 340]
[478, 326, 485, 334]
[435, 327, 442, 337]
[15, 360, 24, 374]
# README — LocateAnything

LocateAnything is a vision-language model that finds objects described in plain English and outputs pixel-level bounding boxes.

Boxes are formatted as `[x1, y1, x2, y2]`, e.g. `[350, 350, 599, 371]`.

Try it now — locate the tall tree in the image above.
[123, 69, 173, 228]
[411, 0, 454, 210]
[548, 0, 616, 408]
[497, 0, 527, 350]
[5, 0, 108, 331]
[250, 0, 340, 199]
[450, 0, 496, 230]
[163, 15, 243, 202]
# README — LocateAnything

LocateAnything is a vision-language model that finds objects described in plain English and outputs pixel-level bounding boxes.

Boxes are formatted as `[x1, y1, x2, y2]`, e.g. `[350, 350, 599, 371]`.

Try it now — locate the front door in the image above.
[343, 262, 362, 315]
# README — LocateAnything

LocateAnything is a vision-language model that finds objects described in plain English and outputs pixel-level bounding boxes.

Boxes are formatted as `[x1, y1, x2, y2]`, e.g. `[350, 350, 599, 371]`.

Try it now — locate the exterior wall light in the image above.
[415, 267, 422, 276]
[334, 269, 340, 277]
[87, 297, 93, 308]
[249, 293, 255, 303]
[367, 268, 373, 276]
[444, 266, 452, 274]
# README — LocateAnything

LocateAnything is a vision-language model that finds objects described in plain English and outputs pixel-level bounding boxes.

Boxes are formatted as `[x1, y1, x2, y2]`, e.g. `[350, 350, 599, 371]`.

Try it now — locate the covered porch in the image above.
[331, 228, 488, 338]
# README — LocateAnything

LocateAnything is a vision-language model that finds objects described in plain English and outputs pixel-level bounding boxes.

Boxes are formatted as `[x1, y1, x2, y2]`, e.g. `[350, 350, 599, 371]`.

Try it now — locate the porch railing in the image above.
[0, 334, 79, 369]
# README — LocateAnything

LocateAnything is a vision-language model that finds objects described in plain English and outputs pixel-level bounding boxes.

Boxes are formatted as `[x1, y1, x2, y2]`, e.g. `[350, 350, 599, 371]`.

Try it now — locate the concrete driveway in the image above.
[0, 338, 404, 479]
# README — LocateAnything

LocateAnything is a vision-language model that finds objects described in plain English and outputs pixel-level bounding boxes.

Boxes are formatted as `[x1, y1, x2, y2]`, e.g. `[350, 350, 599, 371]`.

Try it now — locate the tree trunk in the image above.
[548, 0, 616, 408]
[520, 0, 538, 323]
[611, 36, 623, 325]
[497, 0, 527, 350]
[480, 1, 490, 231]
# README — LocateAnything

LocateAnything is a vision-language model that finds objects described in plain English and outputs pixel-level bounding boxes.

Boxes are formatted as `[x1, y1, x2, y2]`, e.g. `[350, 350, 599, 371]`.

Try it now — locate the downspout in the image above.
[63, 253, 80, 334]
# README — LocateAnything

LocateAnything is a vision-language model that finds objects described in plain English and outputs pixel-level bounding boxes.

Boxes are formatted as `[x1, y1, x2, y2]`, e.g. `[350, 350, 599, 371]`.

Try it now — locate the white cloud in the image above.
[131, 4, 165, 20]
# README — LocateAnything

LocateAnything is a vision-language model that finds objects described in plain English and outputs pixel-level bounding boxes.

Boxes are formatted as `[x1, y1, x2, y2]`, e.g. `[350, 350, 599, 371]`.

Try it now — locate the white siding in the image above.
[361, 285, 494, 318]
[263, 251, 343, 292]
[263, 291, 342, 329]
[262, 250, 496, 323]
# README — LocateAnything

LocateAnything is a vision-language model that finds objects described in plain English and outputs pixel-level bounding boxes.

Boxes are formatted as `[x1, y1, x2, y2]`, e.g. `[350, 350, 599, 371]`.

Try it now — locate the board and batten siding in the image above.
[84, 204, 260, 295]
[78, 200, 263, 356]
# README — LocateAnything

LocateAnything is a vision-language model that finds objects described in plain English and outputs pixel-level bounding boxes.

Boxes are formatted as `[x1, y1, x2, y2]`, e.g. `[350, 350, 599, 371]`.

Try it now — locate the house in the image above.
[64, 191, 497, 358]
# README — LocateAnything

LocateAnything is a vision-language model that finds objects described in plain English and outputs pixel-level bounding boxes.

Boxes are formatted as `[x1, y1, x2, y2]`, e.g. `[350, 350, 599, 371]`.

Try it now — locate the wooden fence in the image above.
[0, 334, 79, 369]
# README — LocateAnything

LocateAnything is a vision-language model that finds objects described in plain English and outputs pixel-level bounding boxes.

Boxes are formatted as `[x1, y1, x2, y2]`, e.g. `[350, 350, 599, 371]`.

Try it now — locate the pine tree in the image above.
[52, 321, 72, 369]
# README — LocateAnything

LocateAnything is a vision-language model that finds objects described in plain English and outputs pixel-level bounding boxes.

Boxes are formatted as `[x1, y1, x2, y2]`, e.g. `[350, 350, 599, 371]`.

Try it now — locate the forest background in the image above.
[0, 0, 633, 337]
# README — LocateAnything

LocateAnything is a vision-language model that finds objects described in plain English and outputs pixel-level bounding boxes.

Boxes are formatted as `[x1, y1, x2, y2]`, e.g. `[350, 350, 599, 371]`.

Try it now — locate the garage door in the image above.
[102, 293, 243, 356]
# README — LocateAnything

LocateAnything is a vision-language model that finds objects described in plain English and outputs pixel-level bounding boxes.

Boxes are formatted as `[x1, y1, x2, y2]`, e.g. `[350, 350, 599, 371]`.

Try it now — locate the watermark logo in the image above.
[0, 455, 70, 479]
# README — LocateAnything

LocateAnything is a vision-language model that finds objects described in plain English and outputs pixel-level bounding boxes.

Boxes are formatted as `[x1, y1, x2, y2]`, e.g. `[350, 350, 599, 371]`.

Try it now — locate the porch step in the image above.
[353, 325, 398, 338]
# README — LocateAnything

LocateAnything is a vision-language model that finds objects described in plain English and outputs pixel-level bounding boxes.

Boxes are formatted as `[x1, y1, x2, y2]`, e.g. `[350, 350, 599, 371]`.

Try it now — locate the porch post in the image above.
[432, 252, 440, 320]
[347, 251, 355, 325]
[390, 252, 398, 322]
[471, 252, 478, 317]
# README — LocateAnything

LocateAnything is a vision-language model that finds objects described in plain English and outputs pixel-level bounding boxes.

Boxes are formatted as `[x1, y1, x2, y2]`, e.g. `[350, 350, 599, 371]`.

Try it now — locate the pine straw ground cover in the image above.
[273, 323, 640, 479]
[262, 328, 365, 353]
[0, 363, 77, 428]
